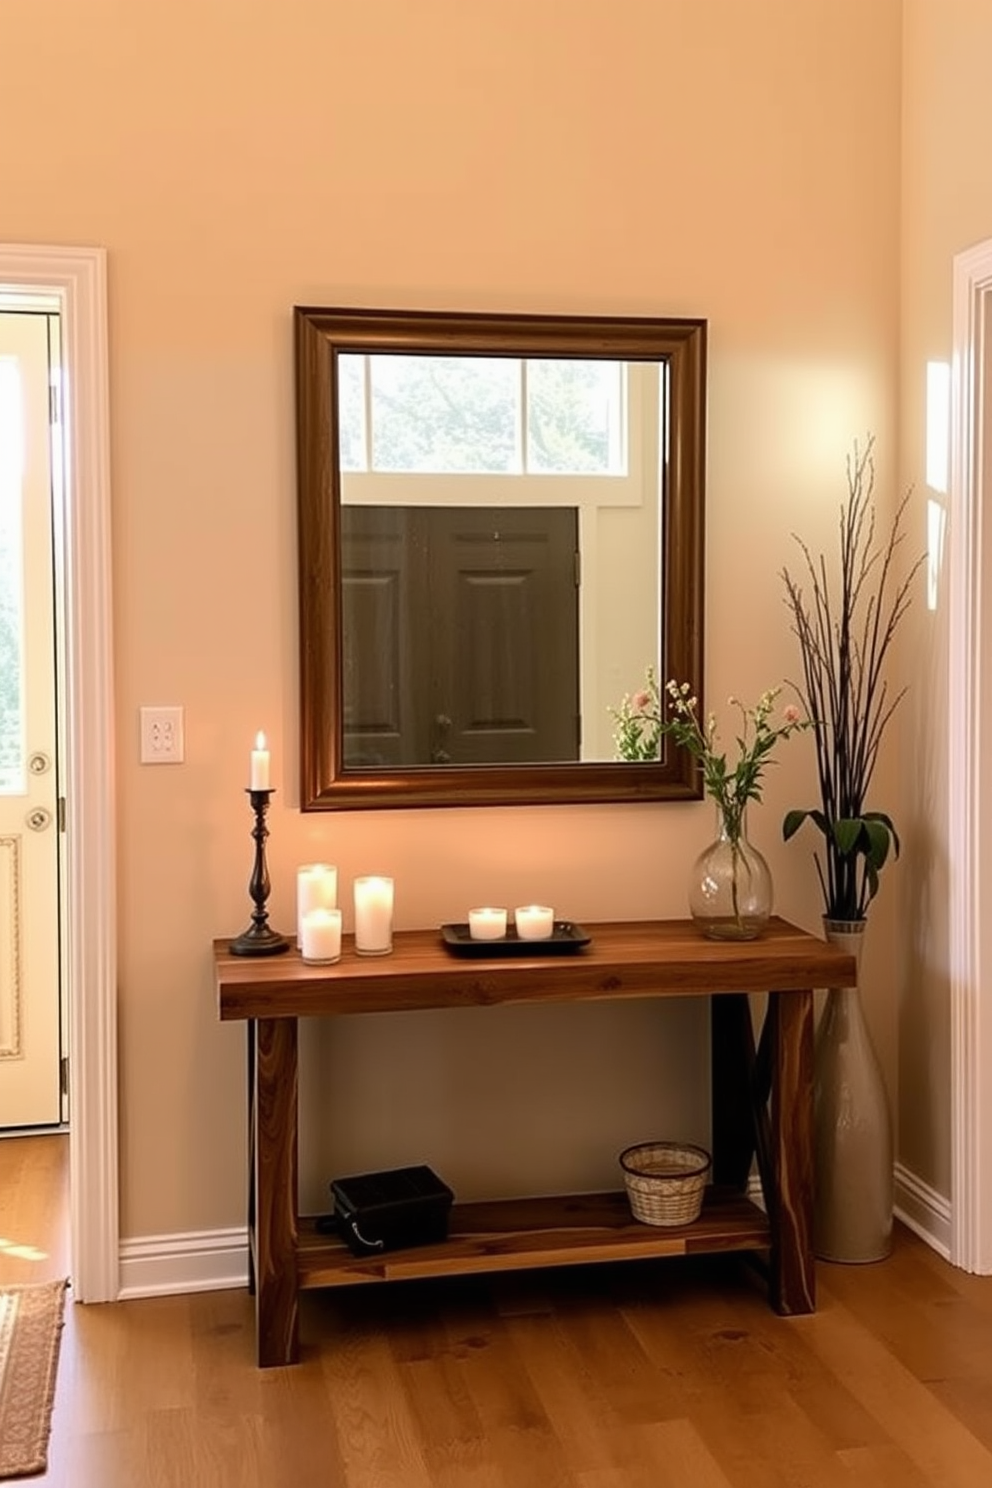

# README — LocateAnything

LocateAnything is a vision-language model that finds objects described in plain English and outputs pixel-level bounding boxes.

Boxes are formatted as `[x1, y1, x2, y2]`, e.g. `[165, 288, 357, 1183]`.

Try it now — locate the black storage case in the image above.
[330, 1164, 455, 1256]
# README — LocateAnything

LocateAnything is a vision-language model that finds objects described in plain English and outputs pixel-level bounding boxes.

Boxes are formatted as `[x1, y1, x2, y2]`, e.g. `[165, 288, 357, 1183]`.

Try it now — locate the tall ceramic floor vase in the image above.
[814, 917, 894, 1262]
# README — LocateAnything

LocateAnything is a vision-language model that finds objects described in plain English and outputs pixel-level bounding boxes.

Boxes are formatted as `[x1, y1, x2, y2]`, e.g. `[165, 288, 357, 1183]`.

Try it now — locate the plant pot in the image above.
[814, 917, 894, 1262]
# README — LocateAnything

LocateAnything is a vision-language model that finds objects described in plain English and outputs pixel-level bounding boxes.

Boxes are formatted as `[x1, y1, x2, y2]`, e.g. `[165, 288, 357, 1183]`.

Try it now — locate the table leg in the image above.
[253, 1016, 299, 1366]
[767, 989, 815, 1315]
[710, 992, 757, 1190]
[246, 1020, 256, 1296]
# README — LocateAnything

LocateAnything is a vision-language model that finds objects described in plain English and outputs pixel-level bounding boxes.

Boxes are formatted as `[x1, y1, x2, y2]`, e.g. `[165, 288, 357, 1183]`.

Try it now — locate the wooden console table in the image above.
[214, 916, 855, 1367]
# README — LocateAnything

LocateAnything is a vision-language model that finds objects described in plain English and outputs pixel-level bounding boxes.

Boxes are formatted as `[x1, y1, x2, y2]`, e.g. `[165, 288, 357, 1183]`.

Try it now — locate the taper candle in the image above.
[250, 731, 270, 790]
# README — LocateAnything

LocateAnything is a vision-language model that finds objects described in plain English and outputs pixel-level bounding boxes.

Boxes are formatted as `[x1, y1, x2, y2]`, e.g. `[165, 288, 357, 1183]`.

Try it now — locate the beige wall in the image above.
[898, 0, 992, 1197]
[1, 0, 904, 1240]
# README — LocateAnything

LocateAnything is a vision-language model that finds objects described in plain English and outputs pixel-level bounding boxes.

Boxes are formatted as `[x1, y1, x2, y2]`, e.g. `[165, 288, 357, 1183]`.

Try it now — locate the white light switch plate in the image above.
[140, 706, 185, 764]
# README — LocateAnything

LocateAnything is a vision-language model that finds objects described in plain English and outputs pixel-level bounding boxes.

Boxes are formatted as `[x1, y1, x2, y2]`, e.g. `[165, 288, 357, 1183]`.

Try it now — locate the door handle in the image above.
[431, 713, 452, 764]
[28, 751, 52, 775]
[26, 807, 53, 832]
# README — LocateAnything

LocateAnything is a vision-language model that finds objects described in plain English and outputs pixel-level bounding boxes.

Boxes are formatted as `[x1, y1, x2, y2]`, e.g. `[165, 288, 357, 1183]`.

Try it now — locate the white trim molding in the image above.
[0, 245, 118, 1301]
[949, 237, 992, 1274]
[752, 1164, 951, 1260]
[895, 1163, 952, 1260]
[119, 1228, 249, 1299]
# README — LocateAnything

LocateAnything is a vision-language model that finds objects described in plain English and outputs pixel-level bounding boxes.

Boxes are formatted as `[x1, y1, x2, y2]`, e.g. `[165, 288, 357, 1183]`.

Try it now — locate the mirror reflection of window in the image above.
[371, 355, 518, 474]
[338, 354, 626, 478]
[526, 359, 625, 475]
[335, 352, 367, 471]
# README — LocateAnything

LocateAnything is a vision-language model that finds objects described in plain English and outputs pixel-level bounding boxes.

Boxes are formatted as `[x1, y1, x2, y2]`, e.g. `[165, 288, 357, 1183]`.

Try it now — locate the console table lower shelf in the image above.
[216, 917, 857, 1367]
[294, 1188, 771, 1289]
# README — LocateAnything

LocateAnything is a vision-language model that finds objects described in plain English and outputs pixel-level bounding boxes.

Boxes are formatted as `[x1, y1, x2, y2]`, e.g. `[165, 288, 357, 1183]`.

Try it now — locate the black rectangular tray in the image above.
[440, 921, 591, 957]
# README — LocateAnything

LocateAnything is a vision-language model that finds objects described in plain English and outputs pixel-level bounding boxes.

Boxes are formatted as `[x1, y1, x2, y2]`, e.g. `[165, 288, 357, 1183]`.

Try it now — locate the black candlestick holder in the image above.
[229, 788, 290, 956]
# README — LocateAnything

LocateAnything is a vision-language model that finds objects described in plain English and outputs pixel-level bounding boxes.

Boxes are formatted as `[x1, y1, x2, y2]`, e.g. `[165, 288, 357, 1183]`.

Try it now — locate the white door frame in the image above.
[0, 244, 118, 1301]
[949, 236, 992, 1273]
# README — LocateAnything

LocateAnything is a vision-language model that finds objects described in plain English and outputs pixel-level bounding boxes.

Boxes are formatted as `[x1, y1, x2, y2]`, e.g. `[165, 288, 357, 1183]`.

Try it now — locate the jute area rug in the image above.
[0, 1279, 68, 1479]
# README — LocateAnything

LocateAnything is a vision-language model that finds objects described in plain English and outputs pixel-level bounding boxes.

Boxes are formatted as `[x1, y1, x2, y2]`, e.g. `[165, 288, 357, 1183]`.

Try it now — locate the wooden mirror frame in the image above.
[295, 305, 706, 811]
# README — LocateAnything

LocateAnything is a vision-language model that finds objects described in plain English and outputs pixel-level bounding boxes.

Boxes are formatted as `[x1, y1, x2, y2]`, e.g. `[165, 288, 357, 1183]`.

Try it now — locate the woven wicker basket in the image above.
[619, 1141, 712, 1226]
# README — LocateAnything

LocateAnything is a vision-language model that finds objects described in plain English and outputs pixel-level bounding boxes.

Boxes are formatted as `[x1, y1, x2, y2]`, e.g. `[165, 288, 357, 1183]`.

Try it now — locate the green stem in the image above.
[722, 806, 745, 933]
[730, 837, 743, 931]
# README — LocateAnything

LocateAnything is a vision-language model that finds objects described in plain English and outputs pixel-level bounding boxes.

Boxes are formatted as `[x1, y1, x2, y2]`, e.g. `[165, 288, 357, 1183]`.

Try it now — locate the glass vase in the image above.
[688, 807, 773, 941]
[814, 917, 894, 1262]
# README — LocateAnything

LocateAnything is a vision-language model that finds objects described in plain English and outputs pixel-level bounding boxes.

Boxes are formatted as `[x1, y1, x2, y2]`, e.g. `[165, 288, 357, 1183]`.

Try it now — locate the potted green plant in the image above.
[781, 439, 921, 920]
[781, 435, 923, 1263]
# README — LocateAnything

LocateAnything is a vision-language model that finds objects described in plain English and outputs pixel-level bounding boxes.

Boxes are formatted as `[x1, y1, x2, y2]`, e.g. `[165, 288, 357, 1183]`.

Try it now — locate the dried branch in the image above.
[781, 436, 924, 920]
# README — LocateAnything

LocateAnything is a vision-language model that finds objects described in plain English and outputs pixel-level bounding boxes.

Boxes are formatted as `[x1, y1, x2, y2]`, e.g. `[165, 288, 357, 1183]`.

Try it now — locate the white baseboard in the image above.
[894, 1162, 952, 1260]
[115, 1167, 951, 1300]
[749, 1166, 951, 1261]
[118, 1227, 249, 1299]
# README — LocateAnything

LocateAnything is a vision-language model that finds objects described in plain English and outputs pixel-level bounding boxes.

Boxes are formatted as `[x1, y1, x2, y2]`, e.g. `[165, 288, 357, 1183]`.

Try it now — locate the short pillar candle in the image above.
[514, 905, 555, 940]
[300, 907, 342, 964]
[468, 907, 507, 940]
[354, 876, 394, 955]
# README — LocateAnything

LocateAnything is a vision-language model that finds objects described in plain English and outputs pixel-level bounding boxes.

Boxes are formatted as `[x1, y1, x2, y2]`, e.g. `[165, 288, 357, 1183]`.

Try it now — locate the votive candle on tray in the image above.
[514, 905, 555, 940]
[250, 731, 270, 790]
[354, 875, 394, 955]
[468, 907, 507, 940]
[296, 863, 338, 948]
[301, 907, 342, 964]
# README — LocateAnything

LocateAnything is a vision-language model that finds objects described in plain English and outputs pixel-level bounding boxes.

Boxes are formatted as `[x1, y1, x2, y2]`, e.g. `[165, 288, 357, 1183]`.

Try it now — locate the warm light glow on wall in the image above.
[926, 360, 950, 494]
[927, 496, 946, 612]
[925, 361, 950, 611]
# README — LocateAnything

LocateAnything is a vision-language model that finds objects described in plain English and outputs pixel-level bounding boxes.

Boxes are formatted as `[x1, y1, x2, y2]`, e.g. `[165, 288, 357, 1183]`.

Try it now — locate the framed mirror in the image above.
[295, 306, 706, 810]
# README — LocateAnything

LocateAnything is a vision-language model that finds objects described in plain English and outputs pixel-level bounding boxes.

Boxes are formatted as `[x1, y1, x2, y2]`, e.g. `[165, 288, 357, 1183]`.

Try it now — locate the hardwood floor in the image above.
[0, 1130, 70, 1286]
[2, 1133, 992, 1487]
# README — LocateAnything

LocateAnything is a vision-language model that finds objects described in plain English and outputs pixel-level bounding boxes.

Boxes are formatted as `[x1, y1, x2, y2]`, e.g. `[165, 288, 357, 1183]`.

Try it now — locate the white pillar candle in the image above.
[300, 907, 342, 964]
[514, 905, 555, 940]
[468, 907, 508, 940]
[296, 863, 338, 948]
[354, 875, 394, 955]
[250, 731, 270, 790]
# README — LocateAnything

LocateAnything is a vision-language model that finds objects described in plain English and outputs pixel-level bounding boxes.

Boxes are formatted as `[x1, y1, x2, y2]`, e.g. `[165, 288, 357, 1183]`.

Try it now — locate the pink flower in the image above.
[783, 704, 801, 725]
[631, 690, 651, 712]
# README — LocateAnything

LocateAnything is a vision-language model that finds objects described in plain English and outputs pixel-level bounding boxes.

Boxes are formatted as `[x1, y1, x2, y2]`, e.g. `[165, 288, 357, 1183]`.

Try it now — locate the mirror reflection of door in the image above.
[342, 506, 580, 767]
[0, 308, 63, 1128]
